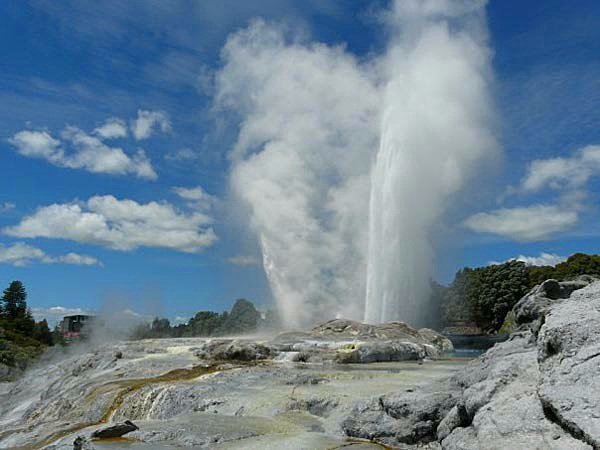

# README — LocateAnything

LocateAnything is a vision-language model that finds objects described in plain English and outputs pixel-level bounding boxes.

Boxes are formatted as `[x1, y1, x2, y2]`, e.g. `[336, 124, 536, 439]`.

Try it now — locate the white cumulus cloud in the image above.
[172, 185, 215, 211]
[93, 117, 128, 139]
[61, 126, 157, 179]
[8, 130, 63, 162]
[521, 145, 600, 192]
[8, 128, 157, 180]
[464, 205, 578, 241]
[4, 195, 217, 253]
[0, 242, 101, 267]
[131, 109, 171, 140]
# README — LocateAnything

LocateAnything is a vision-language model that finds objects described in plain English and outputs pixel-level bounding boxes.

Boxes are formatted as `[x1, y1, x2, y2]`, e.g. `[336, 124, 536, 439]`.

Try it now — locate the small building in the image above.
[60, 314, 95, 338]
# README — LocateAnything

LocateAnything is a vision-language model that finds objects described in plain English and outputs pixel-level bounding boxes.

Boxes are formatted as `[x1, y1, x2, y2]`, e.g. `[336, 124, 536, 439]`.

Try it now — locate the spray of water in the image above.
[217, 0, 497, 328]
[365, 0, 497, 325]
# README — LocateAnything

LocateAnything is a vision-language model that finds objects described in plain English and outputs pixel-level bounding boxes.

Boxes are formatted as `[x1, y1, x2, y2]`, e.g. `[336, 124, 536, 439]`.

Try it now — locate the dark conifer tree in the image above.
[2, 280, 27, 319]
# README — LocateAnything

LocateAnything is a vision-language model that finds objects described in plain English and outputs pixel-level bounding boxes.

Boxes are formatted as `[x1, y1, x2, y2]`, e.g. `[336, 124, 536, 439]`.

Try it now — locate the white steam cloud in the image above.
[216, 0, 496, 328]
[216, 20, 379, 328]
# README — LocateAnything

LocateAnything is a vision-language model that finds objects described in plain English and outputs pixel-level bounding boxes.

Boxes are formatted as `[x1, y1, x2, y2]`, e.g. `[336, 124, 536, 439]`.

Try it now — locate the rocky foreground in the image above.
[344, 276, 600, 449]
[1, 277, 599, 449]
[0, 318, 456, 449]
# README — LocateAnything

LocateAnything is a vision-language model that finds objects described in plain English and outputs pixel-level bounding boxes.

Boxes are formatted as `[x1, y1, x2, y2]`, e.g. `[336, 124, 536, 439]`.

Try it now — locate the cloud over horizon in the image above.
[464, 205, 578, 241]
[4, 194, 217, 253]
[490, 252, 567, 267]
[466, 144, 600, 242]
[0, 242, 101, 267]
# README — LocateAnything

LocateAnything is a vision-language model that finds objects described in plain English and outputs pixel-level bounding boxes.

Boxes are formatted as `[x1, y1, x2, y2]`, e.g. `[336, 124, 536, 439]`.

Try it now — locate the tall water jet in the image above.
[365, 0, 497, 325]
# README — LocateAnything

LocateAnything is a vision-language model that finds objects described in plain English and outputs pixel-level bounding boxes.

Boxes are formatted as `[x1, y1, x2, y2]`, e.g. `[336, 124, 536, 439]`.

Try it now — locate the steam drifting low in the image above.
[216, 0, 497, 328]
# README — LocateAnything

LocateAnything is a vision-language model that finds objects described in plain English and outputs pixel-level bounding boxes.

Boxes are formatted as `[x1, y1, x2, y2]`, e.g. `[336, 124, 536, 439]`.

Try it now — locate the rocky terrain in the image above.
[344, 276, 600, 449]
[0, 320, 457, 449]
[2, 278, 598, 449]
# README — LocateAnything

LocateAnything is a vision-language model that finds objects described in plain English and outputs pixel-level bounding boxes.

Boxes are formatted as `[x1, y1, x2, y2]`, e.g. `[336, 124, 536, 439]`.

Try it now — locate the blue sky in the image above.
[0, 0, 599, 326]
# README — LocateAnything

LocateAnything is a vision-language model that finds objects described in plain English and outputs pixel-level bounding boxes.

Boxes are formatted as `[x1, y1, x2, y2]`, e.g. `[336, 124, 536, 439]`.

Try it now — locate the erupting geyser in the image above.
[218, 0, 497, 328]
[365, 0, 497, 325]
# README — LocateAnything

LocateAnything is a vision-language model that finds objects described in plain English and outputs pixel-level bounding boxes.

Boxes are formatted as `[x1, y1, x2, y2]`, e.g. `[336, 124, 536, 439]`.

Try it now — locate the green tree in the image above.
[553, 253, 600, 280]
[33, 319, 53, 346]
[440, 268, 474, 325]
[527, 264, 556, 288]
[2, 280, 27, 319]
[189, 311, 222, 336]
[440, 261, 530, 332]
[218, 299, 261, 334]
[467, 261, 529, 332]
[13, 308, 36, 336]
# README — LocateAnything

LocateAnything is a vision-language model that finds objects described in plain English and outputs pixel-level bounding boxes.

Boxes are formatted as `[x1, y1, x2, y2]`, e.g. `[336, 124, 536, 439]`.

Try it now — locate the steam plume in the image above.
[216, 0, 497, 328]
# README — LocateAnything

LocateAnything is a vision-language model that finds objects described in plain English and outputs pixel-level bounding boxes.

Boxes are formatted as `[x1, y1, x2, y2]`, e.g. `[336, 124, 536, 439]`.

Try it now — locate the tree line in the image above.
[436, 252, 600, 333]
[131, 298, 278, 339]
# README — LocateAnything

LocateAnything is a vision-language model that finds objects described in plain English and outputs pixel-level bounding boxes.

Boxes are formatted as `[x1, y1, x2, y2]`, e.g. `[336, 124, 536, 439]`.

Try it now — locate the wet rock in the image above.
[419, 328, 454, 353]
[284, 373, 327, 385]
[269, 320, 452, 366]
[311, 319, 435, 343]
[287, 395, 339, 417]
[73, 436, 92, 450]
[111, 380, 226, 421]
[195, 340, 273, 361]
[90, 420, 139, 439]
[335, 341, 425, 363]
[274, 351, 312, 363]
[343, 386, 458, 444]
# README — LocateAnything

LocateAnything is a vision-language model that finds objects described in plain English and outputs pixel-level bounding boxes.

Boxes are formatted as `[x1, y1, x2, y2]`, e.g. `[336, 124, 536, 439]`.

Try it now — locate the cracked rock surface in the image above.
[343, 277, 600, 450]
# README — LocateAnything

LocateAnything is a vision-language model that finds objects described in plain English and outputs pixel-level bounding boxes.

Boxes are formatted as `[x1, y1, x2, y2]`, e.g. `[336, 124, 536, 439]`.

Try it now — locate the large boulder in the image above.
[195, 340, 273, 361]
[537, 282, 600, 447]
[272, 319, 453, 364]
[91, 420, 139, 439]
[335, 341, 425, 363]
[310, 319, 453, 356]
[342, 386, 458, 446]
[513, 277, 592, 332]
[311, 319, 439, 343]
